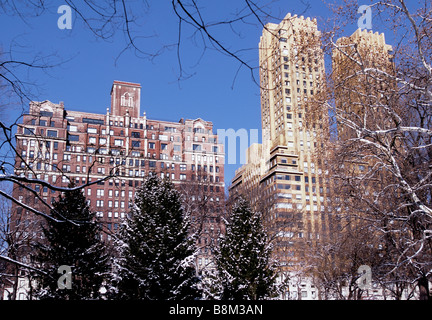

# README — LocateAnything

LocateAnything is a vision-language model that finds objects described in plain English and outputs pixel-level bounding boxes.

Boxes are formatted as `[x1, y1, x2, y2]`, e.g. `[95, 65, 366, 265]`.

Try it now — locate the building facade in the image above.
[10, 80, 225, 284]
[229, 13, 330, 299]
[332, 28, 394, 141]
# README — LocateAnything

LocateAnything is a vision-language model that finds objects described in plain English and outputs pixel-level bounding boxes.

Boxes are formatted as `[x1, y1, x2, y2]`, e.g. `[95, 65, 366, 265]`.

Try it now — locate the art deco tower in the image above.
[230, 14, 330, 291]
[332, 28, 394, 141]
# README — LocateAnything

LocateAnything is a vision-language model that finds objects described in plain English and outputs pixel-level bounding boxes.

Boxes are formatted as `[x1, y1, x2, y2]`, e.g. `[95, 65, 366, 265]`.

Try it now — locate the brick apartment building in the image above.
[10, 80, 225, 277]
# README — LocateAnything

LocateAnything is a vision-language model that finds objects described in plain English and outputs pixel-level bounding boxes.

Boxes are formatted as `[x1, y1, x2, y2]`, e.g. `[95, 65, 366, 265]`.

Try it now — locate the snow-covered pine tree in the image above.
[214, 196, 278, 300]
[33, 183, 110, 299]
[114, 174, 201, 300]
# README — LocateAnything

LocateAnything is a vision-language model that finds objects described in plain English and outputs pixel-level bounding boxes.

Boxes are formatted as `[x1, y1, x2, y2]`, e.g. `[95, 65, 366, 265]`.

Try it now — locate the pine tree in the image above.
[213, 196, 278, 300]
[33, 183, 110, 300]
[114, 174, 201, 300]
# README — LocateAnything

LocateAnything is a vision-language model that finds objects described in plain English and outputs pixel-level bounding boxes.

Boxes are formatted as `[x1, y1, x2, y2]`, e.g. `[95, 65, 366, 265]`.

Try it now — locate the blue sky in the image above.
[1, 0, 382, 190]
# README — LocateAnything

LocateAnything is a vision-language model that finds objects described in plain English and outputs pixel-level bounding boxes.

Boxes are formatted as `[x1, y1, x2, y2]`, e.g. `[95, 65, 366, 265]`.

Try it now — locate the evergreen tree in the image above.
[34, 184, 110, 299]
[213, 196, 278, 300]
[114, 174, 201, 300]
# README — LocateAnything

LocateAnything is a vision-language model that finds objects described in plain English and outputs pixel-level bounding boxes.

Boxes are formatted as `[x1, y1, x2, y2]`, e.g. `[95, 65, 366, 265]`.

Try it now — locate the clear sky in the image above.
[0, 0, 380, 191]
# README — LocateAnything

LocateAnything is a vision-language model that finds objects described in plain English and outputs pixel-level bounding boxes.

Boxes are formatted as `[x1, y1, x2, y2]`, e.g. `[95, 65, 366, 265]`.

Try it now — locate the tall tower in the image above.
[259, 12, 329, 266]
[230, 13, 329, 299]
[110, 80, 141, 118]
[332, 29, 394, 141]
[259, 13, 325, 156]
[330, 29, 395, 252]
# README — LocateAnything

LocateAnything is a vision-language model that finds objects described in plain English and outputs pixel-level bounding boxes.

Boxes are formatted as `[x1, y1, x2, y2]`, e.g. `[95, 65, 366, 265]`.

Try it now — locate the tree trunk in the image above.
[418, 276, 430, 300]
[11, 266, 18, 300]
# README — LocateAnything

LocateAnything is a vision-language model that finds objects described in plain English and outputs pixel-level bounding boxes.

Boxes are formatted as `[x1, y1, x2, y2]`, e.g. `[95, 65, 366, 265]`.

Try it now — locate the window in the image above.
[277, 184, 291, 190]
[40, 110, 53, 117]
[68, 134, 79, 141]
[149, 142, 155, 149]
[47, 130, 57, 137]
[132, 140, 140, 148]
[114, 139, 124, 146]
[121, 94, 133, 107]
[83, 118, 104, 125]
[173, 145, 181, 152]
[193, 144, 201, 151]
[24, 128, 35, 135]
[159, 135, 168, 141]
[68, 125, 78, 132]
[87, 127, 98, 134]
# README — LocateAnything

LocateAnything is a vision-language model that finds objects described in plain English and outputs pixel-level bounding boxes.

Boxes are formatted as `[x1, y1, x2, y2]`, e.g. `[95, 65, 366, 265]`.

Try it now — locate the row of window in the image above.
[275, 201, 325, 212]
[30, 118, 56, 127]
[24, 127, 58, 137]
[83, 126, 217, 142]
[191, 164, 220, 173]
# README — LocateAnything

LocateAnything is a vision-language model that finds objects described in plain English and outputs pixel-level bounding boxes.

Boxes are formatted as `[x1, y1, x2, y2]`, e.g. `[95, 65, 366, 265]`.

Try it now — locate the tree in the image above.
[114, 174, 201, 300]
[178, 168, 226, 275]
[311, 0, 432, 299]
[33, 183, 110, 300]
[0, 182, 41, 300]
[213, 196, 278, 300]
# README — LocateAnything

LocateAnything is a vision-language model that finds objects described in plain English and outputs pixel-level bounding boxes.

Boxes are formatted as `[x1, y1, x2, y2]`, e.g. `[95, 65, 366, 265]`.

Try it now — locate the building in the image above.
[332, 28, 394, 141]
[8, 80, 225, 298]
[229, 13, 330, 300]
[330, 29, 395, 235]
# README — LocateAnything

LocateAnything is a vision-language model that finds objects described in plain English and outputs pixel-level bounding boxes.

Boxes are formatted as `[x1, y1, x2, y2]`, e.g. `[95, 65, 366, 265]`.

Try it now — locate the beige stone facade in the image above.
[230, 14, 330, 281]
